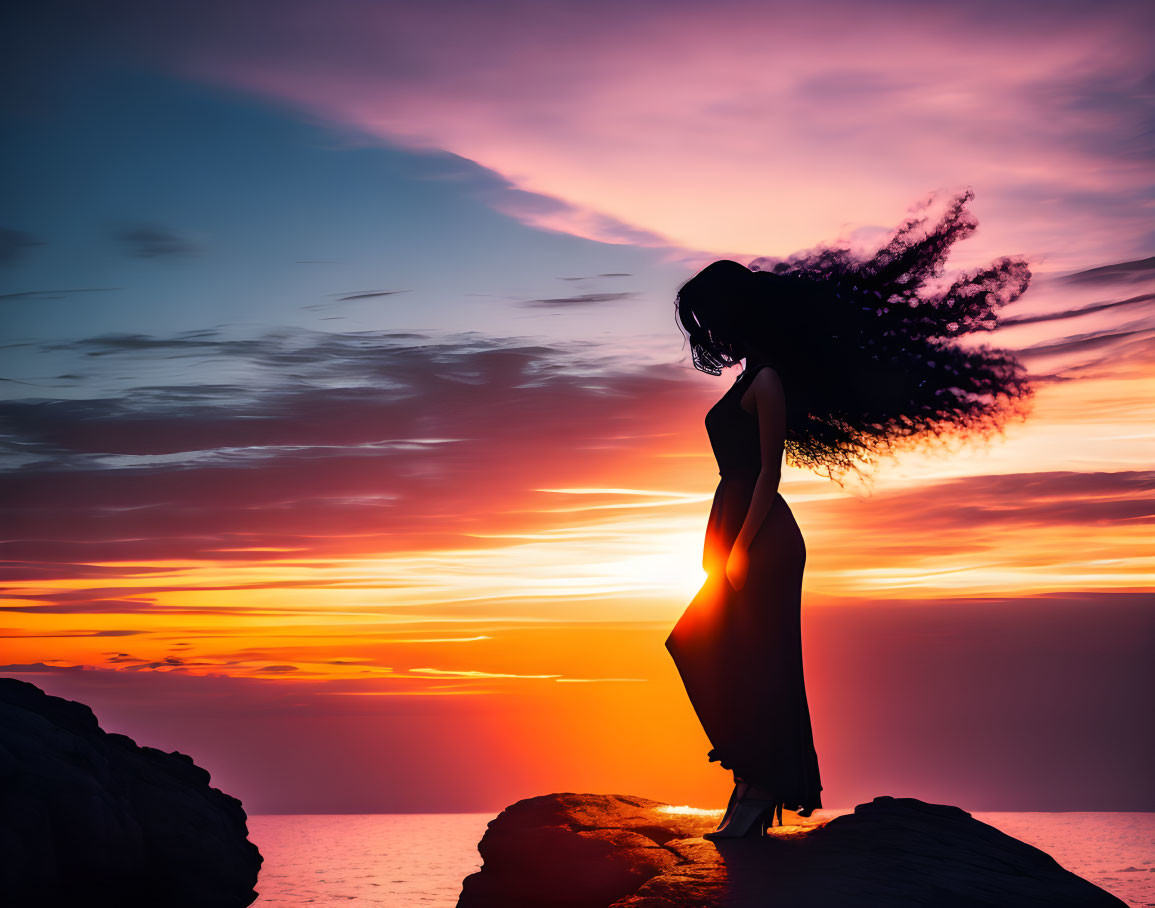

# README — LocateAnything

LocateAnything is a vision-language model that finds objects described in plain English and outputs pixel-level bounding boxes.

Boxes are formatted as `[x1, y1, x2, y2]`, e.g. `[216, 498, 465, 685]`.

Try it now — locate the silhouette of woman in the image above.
[664, 190, 1034, 838]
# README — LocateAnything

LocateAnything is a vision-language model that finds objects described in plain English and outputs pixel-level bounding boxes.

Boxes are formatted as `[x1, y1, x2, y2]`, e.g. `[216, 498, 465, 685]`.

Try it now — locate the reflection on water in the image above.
[247, 810, 1155, 907]
[248, 813, 490, 906]
[973, 812, 1155, 908]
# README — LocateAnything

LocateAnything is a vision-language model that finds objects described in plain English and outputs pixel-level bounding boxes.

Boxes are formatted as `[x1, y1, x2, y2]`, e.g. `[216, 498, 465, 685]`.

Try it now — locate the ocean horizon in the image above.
[246, 809, 1155, 906]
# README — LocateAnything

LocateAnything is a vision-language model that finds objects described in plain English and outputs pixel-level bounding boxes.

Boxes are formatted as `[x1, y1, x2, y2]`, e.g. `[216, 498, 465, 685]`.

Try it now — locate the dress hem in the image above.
[706, 747, 824, 813]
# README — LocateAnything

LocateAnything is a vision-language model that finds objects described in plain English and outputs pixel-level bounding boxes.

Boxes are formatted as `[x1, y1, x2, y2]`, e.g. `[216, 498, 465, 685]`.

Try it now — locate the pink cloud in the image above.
[109, 0, 1155, 271]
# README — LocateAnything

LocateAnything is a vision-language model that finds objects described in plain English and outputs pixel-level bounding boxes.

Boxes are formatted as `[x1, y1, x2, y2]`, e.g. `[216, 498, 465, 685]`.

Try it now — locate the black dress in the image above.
[664, 362, 823, 815]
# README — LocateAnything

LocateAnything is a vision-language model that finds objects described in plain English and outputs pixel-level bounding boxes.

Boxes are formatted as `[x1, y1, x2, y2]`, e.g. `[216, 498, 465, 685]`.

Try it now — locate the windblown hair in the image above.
[675, 190, 1035, 483]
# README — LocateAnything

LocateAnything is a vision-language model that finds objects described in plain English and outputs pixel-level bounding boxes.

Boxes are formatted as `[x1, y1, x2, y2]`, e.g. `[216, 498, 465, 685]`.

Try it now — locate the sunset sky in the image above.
[2, 0, 1152, 814]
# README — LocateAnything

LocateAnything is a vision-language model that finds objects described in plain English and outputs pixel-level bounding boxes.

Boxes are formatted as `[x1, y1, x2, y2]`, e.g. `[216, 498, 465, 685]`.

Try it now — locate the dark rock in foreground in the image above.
[0, 678, 262, 908]
[457, 792, 1125, 907]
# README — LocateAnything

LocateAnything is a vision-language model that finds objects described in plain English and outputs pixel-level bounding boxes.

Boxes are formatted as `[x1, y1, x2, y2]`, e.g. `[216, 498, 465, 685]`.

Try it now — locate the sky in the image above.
[1, 0, 1153, 814]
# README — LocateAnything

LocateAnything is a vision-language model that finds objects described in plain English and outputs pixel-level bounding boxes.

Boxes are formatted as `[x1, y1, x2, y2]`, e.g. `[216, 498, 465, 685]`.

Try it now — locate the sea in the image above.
[247, 810, 1155, 907]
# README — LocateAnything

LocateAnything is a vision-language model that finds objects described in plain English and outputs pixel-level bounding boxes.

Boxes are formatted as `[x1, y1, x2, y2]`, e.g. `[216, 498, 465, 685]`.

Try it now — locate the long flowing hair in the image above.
[674, 190, 1035, 484]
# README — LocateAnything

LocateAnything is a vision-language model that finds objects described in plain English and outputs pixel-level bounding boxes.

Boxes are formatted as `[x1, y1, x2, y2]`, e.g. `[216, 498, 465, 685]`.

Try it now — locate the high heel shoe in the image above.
[702, 796, 779, 839]
[709, 781, 748, 835]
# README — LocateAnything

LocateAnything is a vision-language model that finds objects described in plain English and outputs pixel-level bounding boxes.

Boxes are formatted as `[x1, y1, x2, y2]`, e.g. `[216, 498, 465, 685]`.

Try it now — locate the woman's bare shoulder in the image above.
[740, 363, 784, 413]
[749, 363, 783, 388]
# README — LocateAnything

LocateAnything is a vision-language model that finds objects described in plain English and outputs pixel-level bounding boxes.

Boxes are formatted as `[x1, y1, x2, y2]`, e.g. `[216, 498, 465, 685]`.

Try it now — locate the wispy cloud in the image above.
[1001, 292, 1155, 327]
[0, 288, 117, 302]
[115, 221, 207, 258]
[520, 292, 635, 308]
[558, 273, 633, 281]
[0, 227, 46, 264]
[332, 289, 412, 301]
[1061, 256, 1155, 286]
[0, 629, 146, 638]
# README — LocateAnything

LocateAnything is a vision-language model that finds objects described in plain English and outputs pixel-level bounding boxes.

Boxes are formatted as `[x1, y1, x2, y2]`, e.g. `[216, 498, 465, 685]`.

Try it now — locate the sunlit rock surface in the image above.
[457, 792, 1125, 907]
[0, 678, 262, 908]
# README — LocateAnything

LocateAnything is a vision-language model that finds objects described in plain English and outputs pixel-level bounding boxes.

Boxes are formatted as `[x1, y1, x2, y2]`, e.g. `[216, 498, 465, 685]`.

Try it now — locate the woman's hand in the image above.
[725, 542, 749, 591]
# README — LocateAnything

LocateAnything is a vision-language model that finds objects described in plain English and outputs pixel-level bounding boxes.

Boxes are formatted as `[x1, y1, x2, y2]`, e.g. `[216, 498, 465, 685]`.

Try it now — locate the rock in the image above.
[457, 792, 1126, 907]
[0, 678, 262, 908]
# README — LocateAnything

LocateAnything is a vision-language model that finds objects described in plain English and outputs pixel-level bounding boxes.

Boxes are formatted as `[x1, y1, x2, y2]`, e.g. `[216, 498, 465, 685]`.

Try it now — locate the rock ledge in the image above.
[0, 678, 262, 908]
[457, 791, 1124, 907]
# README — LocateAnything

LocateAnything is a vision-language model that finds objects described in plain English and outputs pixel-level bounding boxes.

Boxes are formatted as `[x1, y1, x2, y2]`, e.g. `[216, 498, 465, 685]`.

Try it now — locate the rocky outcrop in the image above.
[457, 792, 1125, 907]
[0, 678, 262, 908]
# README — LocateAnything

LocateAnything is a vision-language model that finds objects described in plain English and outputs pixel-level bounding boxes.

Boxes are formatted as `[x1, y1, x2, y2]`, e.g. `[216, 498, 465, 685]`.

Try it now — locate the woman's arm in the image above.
[726, 367, 787, 589]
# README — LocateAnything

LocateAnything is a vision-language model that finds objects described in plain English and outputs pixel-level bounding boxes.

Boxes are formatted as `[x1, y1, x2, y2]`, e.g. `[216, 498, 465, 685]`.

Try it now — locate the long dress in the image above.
[664, 361, 823, 815]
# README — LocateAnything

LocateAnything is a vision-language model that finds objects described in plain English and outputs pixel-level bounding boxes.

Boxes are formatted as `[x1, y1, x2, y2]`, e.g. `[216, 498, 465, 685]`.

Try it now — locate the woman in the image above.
[665, 190, 1035, 838]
